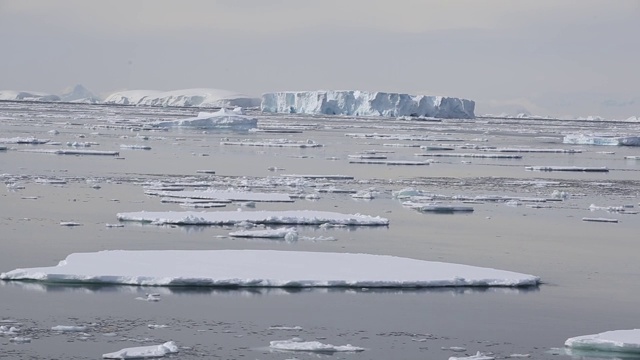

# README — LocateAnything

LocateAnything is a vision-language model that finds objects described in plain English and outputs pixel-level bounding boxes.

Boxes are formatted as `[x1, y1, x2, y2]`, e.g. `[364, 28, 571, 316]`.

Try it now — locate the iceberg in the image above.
[261, 91, 475, 119]
[0, 250, 541, 287]
[0, 90, 60, 102]
[104, 88, 260, 108]
[150, 108, 257, 129]
[565, 329, 640, 354]
[116, 210, 389, 226]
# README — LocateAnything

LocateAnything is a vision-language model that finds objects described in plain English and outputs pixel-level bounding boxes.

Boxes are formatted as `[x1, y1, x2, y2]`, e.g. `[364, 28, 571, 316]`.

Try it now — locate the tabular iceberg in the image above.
[104, 88, 260, 108]
[261, 91, 475, 119]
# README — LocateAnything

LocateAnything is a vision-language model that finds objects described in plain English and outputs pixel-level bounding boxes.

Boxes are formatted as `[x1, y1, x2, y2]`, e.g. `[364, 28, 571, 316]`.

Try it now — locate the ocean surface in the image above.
[1, 101, 640, 359]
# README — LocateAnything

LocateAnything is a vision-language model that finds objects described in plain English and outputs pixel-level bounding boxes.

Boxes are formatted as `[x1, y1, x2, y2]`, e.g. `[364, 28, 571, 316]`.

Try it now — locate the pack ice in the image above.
[104, 88, 260, 108]
[0, 250, 540, 288]
[261, 91, 475, 119]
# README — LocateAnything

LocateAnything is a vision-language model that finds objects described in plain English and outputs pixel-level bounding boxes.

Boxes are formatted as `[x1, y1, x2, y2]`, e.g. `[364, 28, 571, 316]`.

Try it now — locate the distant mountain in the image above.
[60, 84, 100, 103]
[0, 90, 60, 102]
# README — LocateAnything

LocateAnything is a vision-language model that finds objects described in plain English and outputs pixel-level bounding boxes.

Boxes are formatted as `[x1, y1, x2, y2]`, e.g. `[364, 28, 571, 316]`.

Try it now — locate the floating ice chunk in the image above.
[449, 351, 495, 360]
[442, 346, 467, 352]
[106, 223, 124, 228]
[565, 329, 640, 354]
[0, 137, 50, 144]
[195, 170, 216, 174]
[625, 156, 640, 160]
[299, 236, 337, 241]
[507, 354, 531, 358]
[147, 324, 169, 329]
[20, 149, 120, 156]
[0, 250, 540, 287]
[102, 341, 178, 359]
[418, 205, 474, 213]
[281, 174, 354, 180]
[52, 325, 87, 332]
[60, 221, 82, 227]
[116, 210, 389, 226]
[589, 204, 625, 212]
[417, 152, 522, 159]
[352, 190, 375, 199]
[151, 108, 257, 129]
[10, 336, 31, 343]
[483, 148, 580, 153]
[135, 293, 161, 302]
[0, 325, 20, 335]
[393, 187, 426, 199]
[563, 134, 640, 146]
[551, 190, 569, 200]
[349, 160, 431, 165]
[525, 166, 609, 172]
[67, 141, 96, 147]
[269, 338, 365, 353]
[229, 227, 298, 239]
[261, 91, 475, 119]
[221, 139, 323, 148]
[120, 144, 151, 150]
[269, 326, 303, 330]
[582, 217, 618, 223]
[348, 154, 388, 160]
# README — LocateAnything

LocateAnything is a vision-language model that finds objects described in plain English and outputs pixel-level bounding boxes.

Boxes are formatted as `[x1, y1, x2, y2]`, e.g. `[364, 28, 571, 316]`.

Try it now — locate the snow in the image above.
[0, 249, 540, 287]
[150, 108, 257, 129]
[269, 338, 365, 353]
[261, 91, 475, 119]
[0, 90, 60, 102]
[104, 88, 260, 108]
[102, 341, 178, 359]
[565, 329, 640, 354]
[563, 134, 640, 146]
[116, 210, 389, 226]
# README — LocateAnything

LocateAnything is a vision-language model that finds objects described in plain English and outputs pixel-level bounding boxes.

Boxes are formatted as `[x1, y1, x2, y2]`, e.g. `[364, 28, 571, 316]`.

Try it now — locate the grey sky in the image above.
[1, 0, 639, 118]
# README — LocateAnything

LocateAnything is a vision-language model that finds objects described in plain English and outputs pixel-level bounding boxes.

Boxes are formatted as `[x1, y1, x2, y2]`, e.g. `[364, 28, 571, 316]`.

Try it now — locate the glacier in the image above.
[261, 91, 475, 119]
[0, 90, 60, 102]
[104, 88, 260, 108]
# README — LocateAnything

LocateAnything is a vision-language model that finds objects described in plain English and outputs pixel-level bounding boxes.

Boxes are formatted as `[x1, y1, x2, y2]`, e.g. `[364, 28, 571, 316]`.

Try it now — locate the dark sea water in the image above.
[1, 101, 640, 359]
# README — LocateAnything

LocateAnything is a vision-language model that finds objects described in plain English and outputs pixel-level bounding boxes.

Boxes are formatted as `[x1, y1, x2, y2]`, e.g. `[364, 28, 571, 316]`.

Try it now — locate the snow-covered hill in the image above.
[261, 91, 476, 119]
[0, 90, 60, 102]
[60, 84, 100, 103]
[104, 88, 260, 108]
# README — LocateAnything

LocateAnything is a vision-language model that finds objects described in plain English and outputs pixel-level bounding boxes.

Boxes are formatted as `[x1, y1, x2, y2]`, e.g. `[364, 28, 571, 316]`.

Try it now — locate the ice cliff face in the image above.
[104, 88, 261, 108]
[261, 91, 475, 119]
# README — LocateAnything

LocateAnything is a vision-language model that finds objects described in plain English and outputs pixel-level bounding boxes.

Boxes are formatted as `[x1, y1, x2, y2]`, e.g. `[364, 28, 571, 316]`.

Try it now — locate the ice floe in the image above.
[525, 166, 609, 172]
[565, 329, 640, 354]
[150, 108, 257, 130]
[229, 227, 298, 239]
[449, 351, 495, 360]
[563, 134, 640, 146]
[417, 153, 522, 159]
[120, 144, 151, 150]
[116, 210, 388, 226]
[20, 149, 120, 156]
[281, 174, 354, 180]
[261, 91, 475, 119]
[269, 338, 365, 353]
[0, 249, 540, 287]
[52, 325, 87, 332]
[221, 139, 323, 148]
[349, 159, 431, 165]
[582, 217, 618, 223]
[102, 341, 178, 359]
[146, 189, 293, 203]
[0, 137, 50, 144]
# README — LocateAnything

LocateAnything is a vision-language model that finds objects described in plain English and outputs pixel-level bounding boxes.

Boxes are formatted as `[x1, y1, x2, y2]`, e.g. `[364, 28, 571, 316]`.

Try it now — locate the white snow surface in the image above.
[269, 338, 365, 353]
[565, 329, 640, 354]
[0, 250, 540, 287]
[116, 210, 388, 226]
[261, 91, 475, 119]
[104, 88, 260, 108]
[150, 108, 257, 129]
[102, 341, 178, 359]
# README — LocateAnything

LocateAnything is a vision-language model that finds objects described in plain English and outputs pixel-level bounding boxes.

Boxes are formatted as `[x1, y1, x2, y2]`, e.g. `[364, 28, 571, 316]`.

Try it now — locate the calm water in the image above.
[1, 101, 640, 359]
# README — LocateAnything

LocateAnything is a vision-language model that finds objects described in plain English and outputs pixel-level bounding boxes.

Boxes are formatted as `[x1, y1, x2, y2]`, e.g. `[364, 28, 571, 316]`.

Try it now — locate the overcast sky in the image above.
[1, 0, 639, 118]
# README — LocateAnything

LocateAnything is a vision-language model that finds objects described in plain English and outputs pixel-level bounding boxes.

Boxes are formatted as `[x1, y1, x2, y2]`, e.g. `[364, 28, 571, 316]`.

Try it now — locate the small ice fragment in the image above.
[135, 293, 161, 302]
[582, 217, 618, 223]
[269, 325, 303, 330]
[148, 324, 169, 329]
[106, 223, 124, 228]
[60, 222, 82, 226]
[508, 354, 531, 358]
[52, 325, 87, 332]
[10, 336, 31, 343]
[442, 346, 467, 352]
[449, 351, 495, 360]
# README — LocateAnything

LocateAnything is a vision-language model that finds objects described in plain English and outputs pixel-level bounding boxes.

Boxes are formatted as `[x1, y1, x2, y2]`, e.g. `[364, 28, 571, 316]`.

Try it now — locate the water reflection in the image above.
[1, 280, 539, 296]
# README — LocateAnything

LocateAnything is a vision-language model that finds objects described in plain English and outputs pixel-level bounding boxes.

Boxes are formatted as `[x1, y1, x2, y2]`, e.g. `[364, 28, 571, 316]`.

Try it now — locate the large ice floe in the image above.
[116, 210, 388, 226]
[563, 134, 640, 146]
[104, 88, 260, 108]
[269, 338, 365, 353]
[261, 91, 475, 119]
[565, 329, 640, 355]
[150, 108, 257, 129]
[0, 250, 540, 287]
[102, 341, 178, 359]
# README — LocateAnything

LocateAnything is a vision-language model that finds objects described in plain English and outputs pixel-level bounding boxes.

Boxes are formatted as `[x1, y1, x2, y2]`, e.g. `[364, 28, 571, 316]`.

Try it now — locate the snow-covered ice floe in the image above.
[525, 166, 609, 172]
[229, 227, 298, 239]
[563, 134, 640, 146]
[102, 341, 178, 359]
[565, 329, 640, 355]
[417, 153, 522, 159]
[0, 137, 50, 144]
[104, 88, 260, 108]
[221, 139, 323, 148]
[261, 90, 475, 119]
[150, 108, 257, 130]
[0, 250, 540, 287]
[269, 338, 365, 353]
[116, 210, 388, 226]
[349, 159, 431, 165]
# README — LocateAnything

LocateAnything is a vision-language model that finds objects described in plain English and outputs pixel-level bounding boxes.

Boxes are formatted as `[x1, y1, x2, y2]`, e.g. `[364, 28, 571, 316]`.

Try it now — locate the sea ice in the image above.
[449, 351, 495, 360]
[261, 91, 475, 119]
[148, 189, 292, 202]
[525, 166, 609, 172]
[120, 144, 151, 150]
[229, 227, 298, 239]
[417, 153, 522, 159]
[582, 217, 618, 223]
[116, 210, 388, 226]
[102, 341, 178, 359]
[269, 338, 365, 353]
[565, 329, 640, 354]
[0, 250, 540, 287]
[52, 325, 87, 332]
[20, 149, 120, 156]
[221, 139, 323, 148]
[150, 108, 257, 130]
[349, 159, 431, 165]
